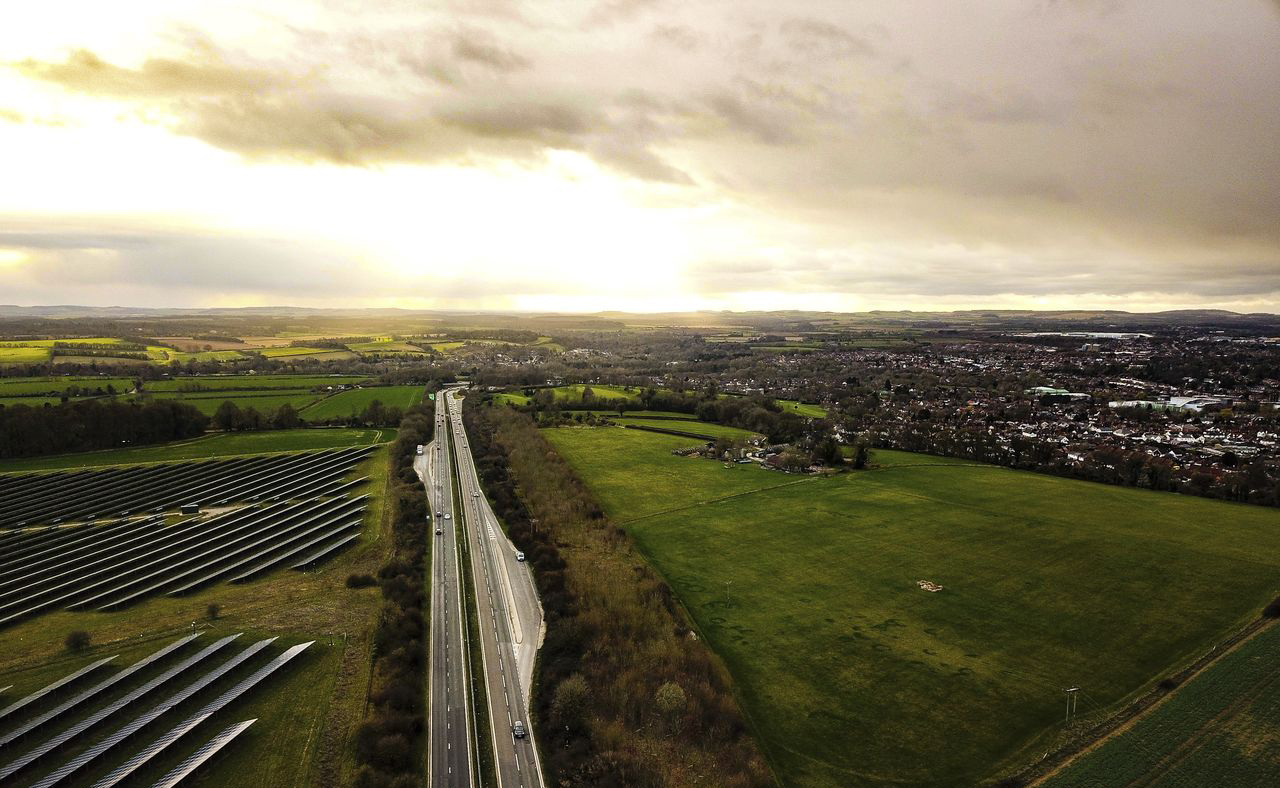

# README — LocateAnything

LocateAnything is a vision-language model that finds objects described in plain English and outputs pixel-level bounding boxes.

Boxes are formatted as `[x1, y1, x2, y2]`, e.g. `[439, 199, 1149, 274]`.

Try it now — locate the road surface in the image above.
[444, 388, 546, 788]
[421, 394, 474, 788]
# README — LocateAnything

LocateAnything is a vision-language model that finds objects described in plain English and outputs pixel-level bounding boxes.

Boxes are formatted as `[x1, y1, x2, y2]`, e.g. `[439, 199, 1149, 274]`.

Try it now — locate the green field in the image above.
[493, 392, 532, 406]
[775, 399, 827, 418]
[0, 427, 393, 473]
[614, 417, 762, 440]
[544, 428, 1280, 788]
[164, 349, 250, 362]
[552, 384, 637, 402]
[0, 346, 52, 362]
[1045, 623, 1280, 787]
[0, 375, 134, 396]
[0, 396, 64, 408]
[346, 339, 427, 354]
[427, 341, 465, 353]
[146, 374, 371, 392]
[256, 346, 356, 360]
[138, 389, 327, 416]
[300, 385, 424, 420]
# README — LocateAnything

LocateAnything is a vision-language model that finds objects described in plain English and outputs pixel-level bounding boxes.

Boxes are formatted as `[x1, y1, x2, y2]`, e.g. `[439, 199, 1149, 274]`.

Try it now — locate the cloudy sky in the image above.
[1, 1, 1278, 312]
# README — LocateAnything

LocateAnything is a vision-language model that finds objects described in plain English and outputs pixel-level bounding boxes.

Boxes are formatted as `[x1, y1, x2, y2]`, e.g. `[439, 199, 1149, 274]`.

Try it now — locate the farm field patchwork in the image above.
[299, 385, 423, 421]
[544, 428, 1280, 788]
[0, 428, 393, 473]
[1043, 623, 1280, 788]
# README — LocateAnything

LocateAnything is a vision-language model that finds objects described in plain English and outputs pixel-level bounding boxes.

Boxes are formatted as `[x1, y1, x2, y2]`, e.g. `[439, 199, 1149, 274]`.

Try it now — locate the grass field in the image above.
[0, 375, 134, 396]
[300, 385, 424, 420]
[0, 346, 52, 362]
[0, 427, 393, 473]
[553, 384, 637, 402]
[614, 417, 762, 440]
[0, 446, 395, 788]
[493, 392, 532, 406]
[346, 340, 428, 354]
[251, 347, 358, 361]
[775, 399, 827, 418]
[146, 374, 370, 392]
[544, 428, 1280, 788]
[1044, 623, 1280, 788]
[0, 396, 64, 408]
[140, 388, 327, 416]
[165, 349, 250, 362]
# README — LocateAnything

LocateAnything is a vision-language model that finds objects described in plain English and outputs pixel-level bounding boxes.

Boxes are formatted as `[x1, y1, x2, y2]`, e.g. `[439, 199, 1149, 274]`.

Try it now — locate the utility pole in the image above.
[1064, 686, 1080, 723]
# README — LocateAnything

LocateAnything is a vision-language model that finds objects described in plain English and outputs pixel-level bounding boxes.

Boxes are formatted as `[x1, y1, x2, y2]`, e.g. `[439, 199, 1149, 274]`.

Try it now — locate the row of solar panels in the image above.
[0, 493, 368, 628]
[0, 446, 374, 529]
[0, 633, 312, 788]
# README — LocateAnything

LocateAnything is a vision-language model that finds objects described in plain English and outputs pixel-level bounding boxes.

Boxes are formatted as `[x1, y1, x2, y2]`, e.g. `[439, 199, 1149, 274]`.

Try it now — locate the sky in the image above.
[1, 1, 1278, 313]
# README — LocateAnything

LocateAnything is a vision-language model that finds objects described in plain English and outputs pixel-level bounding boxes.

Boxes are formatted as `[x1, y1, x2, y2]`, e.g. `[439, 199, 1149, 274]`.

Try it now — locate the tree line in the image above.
[508, 386, 809, 444]
[0, 399, 208, 458]
[463, 404, 773, 787]
[352, 403, 433, 788]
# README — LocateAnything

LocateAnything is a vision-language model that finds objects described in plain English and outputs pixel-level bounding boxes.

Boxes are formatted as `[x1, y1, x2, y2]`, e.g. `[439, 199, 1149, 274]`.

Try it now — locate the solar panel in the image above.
[28, 637, 277, 788]
[90, 641, 312, 788]
[80, 499, 357, 611]
[0, 634, 241, 783]
[142, 719, 255, 788]
[166, 502, 366, 594]
[0, 633, 200, 748]
[227, 519, 363, 583]
[0, 655, 117, 724]
[290, 533, 362, 570]
[0, 504, 298, 624]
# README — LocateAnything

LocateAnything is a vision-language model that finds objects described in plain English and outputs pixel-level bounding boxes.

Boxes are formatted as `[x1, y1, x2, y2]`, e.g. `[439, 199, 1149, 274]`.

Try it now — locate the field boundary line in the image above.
[616, 477, 817, 525]
[1123, 651, 1280, 788]
[1024, 617, 1277, 786]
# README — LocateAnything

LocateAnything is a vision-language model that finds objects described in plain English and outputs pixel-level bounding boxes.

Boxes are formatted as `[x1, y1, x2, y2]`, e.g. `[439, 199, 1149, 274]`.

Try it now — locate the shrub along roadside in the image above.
[463, 404, 773, 787]
[352, 402, 433, 788]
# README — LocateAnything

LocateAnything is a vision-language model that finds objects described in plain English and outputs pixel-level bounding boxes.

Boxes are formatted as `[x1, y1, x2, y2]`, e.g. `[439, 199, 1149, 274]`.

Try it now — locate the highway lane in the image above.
[421, 393, 474, 788]
[444, 388, 546, 788]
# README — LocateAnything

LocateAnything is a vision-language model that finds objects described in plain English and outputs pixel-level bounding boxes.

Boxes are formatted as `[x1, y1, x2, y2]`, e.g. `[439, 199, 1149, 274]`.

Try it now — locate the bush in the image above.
[347, 573, 378, 589]
[1264, 595, 1280, 618]
[65, 630, 91, 652]
[1157, 677, 1181, 691]
[206, 603, 221, 620]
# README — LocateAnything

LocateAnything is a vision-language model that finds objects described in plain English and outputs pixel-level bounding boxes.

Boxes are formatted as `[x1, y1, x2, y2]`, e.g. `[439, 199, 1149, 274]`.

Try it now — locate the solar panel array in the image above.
[0, 635, 314, 788]
[145, 719, 256, 788]
[0, 446, 373, 529]
[0, 492, 368, 629]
